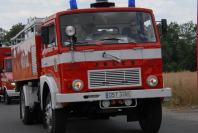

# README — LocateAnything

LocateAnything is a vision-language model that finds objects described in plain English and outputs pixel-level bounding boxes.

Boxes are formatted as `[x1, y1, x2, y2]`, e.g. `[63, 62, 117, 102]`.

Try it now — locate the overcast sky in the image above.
[0, 0, 196, 30]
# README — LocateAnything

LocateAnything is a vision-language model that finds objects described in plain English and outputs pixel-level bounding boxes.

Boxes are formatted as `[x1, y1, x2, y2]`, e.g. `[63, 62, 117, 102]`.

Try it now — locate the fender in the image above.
[23, 85, 38, 107]
[40, 75, 63, 110]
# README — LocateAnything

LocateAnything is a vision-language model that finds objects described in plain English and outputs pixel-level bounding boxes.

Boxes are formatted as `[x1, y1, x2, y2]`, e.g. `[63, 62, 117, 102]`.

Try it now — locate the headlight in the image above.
[72, 79, 84, 91]
[11, 82, 16, 86]
[147, 75, 158, 87]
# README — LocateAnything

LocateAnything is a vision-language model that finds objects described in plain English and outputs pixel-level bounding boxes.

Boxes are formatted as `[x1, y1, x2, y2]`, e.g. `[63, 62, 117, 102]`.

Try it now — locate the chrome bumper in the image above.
[56, 88, 172, 103]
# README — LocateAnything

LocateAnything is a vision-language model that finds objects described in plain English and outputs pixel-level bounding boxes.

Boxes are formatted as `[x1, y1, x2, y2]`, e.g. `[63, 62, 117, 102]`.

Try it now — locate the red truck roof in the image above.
[42, 7, 153, 24]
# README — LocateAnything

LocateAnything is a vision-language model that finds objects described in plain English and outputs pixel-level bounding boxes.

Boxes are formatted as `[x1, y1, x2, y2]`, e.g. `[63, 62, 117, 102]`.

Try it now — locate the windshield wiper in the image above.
[74, 41, 90, 45]
[99, 37, 125, 41]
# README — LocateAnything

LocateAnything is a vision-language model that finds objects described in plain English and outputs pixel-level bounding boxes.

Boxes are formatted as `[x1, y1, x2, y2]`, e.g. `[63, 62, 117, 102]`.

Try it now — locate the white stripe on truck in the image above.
[41, 48, 162, 68]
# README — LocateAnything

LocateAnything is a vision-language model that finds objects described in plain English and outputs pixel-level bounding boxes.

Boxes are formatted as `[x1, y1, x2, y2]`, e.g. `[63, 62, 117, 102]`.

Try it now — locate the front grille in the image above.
[88, 68, 142, 89]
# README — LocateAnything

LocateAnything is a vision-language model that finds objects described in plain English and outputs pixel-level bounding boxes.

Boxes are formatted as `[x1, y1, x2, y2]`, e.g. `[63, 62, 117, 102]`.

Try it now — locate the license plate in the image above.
[105, 91, 131, 99]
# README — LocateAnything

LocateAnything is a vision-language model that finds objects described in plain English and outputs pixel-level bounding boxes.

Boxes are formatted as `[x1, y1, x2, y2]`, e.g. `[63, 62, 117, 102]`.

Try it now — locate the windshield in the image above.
[60, 11, 157, 46]
[5, 59, 12, 72]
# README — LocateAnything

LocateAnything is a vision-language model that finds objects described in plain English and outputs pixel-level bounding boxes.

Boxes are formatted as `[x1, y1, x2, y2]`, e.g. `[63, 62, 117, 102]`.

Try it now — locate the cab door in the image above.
[41, 22, 61, 88]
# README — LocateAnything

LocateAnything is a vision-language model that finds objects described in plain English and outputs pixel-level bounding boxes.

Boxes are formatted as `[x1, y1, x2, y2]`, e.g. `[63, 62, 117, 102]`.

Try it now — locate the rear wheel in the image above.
[139, 99, 162, 133]
[20, 90, 34, 125]
[44, 93, 67, 133]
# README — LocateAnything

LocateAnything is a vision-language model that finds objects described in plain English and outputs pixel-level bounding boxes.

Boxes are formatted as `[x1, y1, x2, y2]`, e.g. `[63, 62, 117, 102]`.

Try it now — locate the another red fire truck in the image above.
[0, 47, 11, 101]
[1, 56, 19, 104]
[0, 47, 19, 104]
[11, 1, 171, 133]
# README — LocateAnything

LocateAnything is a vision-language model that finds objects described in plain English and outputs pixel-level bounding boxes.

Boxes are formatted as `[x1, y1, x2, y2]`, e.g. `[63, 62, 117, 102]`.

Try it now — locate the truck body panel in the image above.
[12, 32, 42, 81]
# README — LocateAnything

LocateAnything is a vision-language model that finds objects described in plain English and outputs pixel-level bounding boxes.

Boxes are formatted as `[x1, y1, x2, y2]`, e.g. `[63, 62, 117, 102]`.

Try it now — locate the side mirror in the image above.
[161, 19, 167, 36]
[41, 27, 48, 45]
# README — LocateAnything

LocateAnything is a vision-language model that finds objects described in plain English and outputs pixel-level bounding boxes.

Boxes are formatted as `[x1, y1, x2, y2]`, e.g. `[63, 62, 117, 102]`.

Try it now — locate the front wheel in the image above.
[139, 99, 162, 133]
[44, 93, 67, 133]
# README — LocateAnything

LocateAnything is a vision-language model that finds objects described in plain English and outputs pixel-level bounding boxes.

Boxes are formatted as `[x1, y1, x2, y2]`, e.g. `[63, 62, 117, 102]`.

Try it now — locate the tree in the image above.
[160, 21, 196, 72]
[4, 23, 25, 45]
[0, 27, 7, 46]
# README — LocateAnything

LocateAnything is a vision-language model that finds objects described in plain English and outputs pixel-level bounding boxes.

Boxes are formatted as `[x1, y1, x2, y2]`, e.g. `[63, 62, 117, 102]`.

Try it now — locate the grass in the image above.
[163, 72, 198, 107]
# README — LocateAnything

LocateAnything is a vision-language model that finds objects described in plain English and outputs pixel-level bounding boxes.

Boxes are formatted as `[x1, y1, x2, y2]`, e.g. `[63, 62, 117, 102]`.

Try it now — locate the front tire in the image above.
[20, 90, 34, 125]
[139, 99, 162, 133]
[44, 93, 67, 133]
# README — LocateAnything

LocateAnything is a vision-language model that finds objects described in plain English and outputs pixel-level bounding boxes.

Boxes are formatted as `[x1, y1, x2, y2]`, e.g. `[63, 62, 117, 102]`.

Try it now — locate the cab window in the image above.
[5, 59, 12, 72]
[42, 24, 56, 48]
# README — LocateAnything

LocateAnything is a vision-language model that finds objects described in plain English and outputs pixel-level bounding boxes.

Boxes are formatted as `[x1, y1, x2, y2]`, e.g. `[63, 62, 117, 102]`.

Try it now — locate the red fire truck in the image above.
[0, 47, 11, 101]
[1, 56, 19, 104]
[11, 1, 171, 133]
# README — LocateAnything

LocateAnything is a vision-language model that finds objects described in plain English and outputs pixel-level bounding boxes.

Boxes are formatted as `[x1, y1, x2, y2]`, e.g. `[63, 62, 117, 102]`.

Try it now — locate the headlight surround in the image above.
[72, 79, 84, 91]
[147, 75, 158, 87]
[11, 82, 16, 86]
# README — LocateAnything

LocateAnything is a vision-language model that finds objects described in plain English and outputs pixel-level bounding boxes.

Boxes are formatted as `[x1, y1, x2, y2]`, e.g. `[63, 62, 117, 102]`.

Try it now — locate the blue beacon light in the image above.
[128, 0, 135, 7]
[70, 0, 78, 9]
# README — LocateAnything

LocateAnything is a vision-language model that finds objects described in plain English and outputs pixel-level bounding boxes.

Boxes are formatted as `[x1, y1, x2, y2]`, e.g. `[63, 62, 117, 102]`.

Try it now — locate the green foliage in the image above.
[4, 23, 25, 45]
[160, 21, 196, 72]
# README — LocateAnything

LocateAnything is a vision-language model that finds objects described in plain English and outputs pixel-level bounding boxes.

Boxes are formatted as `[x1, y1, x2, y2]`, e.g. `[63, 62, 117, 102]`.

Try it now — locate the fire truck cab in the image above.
[11, 1, 171, 133]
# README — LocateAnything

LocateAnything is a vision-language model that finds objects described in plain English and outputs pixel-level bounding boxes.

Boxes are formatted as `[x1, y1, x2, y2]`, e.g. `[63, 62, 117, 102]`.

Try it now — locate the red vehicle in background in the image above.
[11, 1, 172, 133]
[0, 47, 11, 101]
[1, 56, 19, 104]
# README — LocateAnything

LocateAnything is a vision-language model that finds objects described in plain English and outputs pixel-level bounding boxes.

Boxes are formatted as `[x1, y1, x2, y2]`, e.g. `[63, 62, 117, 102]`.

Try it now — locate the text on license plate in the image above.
[105, 91, 131, 99]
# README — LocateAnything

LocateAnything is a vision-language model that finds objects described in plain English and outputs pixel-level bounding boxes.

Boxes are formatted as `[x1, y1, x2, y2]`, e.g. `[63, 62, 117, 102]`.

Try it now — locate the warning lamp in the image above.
[70, 0, 78, 9]
[128, 0, 135, 7]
